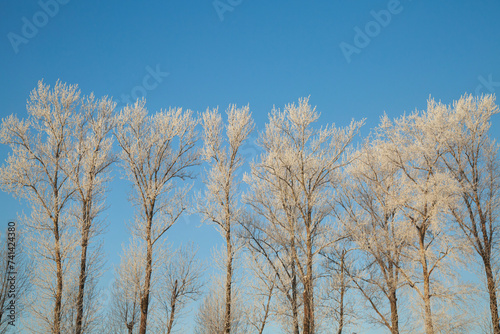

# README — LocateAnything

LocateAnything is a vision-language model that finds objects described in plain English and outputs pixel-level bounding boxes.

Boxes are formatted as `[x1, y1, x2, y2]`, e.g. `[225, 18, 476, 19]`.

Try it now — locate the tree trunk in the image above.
[337, 253, 346, 334]
[418, 230, 434, 334]
[224, 227, 233, 334]
[75, 203, 90, 334]
[337, 282, 345, 334]
[303, 281, 312, 334]
[478, 210, 500, 334]
[127, 322, 134, 334]
[423, 273, 433, 334]
[303, 222, 314, 334]
[389, 289, 399, 334]
[166, 279, 178, 334]
[483, 255, 500, 334]
[138, 217, 153, 334]
[53, 221, 63, 334]
[291, 256, 300, 334]
[258, 283, 273, 334]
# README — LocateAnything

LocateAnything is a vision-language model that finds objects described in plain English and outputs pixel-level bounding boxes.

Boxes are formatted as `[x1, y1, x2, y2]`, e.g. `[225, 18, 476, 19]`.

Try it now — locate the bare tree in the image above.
[157, 243, 204, 334]
[241, 214, 303, 334]
[244, 97, 363, 334]
[114, 99, 199, 334]
[334, 140, 410, 334]
[378, 104, 463, 334]
[108, 240, 145, 334]
[439, 94, 500, 334]
[63, 253, 104, 334]
[194, 274, 247, 334]
[244, 251, 276, 334]
[199, 104, 253, 334]
[0, 81, 79, 334]
[319, 240, 357, 334]
[69, 93, 116, 334]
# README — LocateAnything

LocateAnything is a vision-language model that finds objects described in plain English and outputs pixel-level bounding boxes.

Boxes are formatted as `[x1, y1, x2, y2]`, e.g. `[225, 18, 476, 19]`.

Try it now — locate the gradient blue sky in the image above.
[1, 0, 500, 332]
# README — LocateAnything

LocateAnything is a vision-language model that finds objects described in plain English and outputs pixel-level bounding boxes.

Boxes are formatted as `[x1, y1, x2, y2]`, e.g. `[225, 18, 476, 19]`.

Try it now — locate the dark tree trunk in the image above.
[75, 201, 91, 334]
[53, 218, 63, 334]
[303, 220, 314, 334]
[418, 228, 434, 334]
[291, 256, 299, 334]
[224, 227, 233, 334]
[337, 253, 346, 334]
[138, 215, 153, 334]
[389, 289, 399, 334]
[258, 283, 273, 334]
[166, 279, 178, 334]
[127, 322, 134, 334]
[483, 255, 500, 334]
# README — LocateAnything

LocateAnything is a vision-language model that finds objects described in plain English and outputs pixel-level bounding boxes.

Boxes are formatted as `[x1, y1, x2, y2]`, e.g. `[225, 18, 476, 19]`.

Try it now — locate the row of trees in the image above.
[0, 80, 499, 334]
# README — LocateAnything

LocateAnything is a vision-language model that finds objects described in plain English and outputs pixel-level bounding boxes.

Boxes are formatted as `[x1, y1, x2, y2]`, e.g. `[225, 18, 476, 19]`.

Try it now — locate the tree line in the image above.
[0, 80, 499, 334]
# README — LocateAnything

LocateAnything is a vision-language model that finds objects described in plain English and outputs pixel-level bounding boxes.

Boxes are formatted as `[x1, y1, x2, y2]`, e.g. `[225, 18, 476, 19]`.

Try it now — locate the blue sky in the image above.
[1, 0, 500, 332]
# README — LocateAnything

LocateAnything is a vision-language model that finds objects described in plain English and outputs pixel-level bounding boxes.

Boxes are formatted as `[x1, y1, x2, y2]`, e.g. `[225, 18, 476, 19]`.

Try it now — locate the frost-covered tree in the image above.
[243, 253, 276, 334]
[107, 240, 145, 334]
[194, 274, 247, 334]
[335, 140, 410, 334]
[114, 100, 199, 334]
[68, 92, 116, 334]
[0, 81, 117, 334]
[378, 104, 465, 334]
[319, 241, 357, 334]
[0, 81, 79, 334]
[156, 243, 204, 334]
[199, 104, 253, 334]
[244, 97, 363, 334]
[440, 94, 500, 334]
[241, 213, 303, 333]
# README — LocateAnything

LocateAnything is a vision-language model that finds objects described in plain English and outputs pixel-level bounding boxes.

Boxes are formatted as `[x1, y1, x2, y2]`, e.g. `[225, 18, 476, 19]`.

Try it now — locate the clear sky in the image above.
[1, 0, 500, 332]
